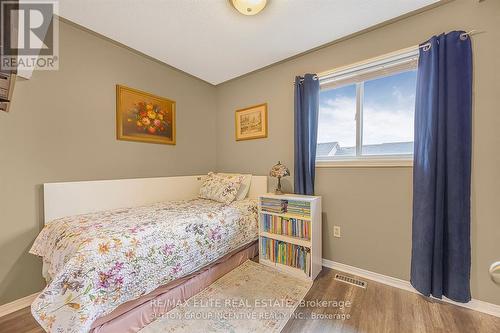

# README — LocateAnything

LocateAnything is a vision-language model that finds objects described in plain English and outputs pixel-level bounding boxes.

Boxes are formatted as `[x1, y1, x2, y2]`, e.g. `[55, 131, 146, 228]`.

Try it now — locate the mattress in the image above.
[29, 198, 259, 332]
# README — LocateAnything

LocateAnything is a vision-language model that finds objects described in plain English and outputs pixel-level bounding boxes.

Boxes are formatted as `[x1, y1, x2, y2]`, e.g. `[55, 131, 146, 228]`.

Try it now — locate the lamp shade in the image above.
[269, 161, 290, 178]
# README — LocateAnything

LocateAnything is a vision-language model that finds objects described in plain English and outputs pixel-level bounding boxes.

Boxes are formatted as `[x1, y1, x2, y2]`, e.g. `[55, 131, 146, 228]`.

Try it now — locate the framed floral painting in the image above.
[116, 85, 176, 145]
[235, 103, 268, 141]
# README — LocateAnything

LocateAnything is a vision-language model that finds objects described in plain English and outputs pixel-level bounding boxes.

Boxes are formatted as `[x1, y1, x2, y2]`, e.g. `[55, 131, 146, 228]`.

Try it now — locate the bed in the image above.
[30, 175, 267, 333]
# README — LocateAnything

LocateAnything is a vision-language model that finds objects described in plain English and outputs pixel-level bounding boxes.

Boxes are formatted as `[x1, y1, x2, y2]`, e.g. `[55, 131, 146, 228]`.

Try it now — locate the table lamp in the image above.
[269, 161, 290, 195]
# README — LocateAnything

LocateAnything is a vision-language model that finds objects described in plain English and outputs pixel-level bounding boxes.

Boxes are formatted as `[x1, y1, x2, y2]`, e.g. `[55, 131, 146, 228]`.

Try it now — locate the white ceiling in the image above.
[59, 0, 439, 85]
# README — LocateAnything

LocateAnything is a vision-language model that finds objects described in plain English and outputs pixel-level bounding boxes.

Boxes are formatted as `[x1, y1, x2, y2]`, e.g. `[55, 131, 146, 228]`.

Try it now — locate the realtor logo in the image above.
[1, 0, 59, 71]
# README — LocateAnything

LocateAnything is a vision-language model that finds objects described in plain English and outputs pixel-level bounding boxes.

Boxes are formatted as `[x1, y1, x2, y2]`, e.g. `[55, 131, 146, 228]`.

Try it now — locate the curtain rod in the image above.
[295, 30, 485, 83]
[419, 30, 485, 51]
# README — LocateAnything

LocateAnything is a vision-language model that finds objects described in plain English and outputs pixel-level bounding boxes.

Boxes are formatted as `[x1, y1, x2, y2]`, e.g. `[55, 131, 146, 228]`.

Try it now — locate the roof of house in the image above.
[317, 141, 413, 157]
[316, 142, 339, 156]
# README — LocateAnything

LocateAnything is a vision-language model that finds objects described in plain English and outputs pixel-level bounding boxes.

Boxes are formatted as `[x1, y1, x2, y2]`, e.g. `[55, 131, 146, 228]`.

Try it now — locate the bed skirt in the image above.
[90, 240, 258, 333]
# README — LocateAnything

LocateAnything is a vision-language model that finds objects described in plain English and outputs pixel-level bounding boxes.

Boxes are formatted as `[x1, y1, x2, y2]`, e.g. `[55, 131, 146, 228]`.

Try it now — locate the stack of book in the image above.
[260, 198, 286, 214]
[261, 237, 311, 276]
[262, 215, 310, 240]
[287, 200, 311, 217]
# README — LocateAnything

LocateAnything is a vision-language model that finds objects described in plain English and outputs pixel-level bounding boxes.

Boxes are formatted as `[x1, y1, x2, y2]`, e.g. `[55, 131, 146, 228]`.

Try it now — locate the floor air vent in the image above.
[334, 273, 367, 288]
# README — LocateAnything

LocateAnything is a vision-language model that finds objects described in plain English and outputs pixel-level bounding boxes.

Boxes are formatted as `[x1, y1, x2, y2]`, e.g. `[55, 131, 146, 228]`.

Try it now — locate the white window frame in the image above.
[316, 47, 418, 168]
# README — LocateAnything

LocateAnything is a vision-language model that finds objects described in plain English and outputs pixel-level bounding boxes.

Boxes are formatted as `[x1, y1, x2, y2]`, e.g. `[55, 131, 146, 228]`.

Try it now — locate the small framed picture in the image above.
[116, 85, 176, 145]
[235, 103, 268, 141]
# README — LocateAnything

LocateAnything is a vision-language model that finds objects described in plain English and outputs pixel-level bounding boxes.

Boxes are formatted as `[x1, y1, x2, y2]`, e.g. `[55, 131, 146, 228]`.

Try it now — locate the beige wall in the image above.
[215, 0, 500, 305]
[0, 21, 217, 304]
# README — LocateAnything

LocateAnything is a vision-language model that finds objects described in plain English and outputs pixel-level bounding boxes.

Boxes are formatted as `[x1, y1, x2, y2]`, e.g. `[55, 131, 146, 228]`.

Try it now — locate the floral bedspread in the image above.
[29, 198, 258, 332]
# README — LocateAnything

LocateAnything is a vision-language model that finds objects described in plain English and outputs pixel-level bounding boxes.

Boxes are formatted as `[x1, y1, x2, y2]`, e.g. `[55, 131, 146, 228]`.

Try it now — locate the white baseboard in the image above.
[0, 292, 38, 318]
[322, 258, 500, 318]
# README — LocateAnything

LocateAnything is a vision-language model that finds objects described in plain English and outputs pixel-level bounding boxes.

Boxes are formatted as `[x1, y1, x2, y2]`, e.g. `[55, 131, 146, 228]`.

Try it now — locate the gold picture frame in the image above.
[116, 85, 176, 145]
[235, 103, 268, 141]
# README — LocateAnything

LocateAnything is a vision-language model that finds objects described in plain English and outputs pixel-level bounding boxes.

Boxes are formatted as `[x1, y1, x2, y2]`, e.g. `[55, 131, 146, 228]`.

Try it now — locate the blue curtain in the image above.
[411, 31, 472, 303]
[294, 74, 319, 195]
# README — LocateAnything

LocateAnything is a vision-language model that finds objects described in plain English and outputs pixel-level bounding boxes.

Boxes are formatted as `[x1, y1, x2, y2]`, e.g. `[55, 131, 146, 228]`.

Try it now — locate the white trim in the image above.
[319, 48, 419, 86]
[355, 83, 363, 156]
[322, 258, 414, 292]
[316, 158, 413, 168]
[322, 259, 500, 318]
[0, 292, 38, 318]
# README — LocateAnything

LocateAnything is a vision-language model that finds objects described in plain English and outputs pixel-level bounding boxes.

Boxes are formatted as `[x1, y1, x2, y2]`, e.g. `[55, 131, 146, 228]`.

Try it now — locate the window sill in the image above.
[316, 158, 413, 168]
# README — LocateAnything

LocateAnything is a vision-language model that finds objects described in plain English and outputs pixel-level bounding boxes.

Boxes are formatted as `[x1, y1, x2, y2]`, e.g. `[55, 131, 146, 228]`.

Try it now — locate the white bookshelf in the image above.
[258, 193, 322, 281]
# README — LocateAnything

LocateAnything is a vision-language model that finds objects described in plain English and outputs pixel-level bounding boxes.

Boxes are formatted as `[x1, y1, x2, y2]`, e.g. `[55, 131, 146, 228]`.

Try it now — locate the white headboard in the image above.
[44, 175, 268, 223]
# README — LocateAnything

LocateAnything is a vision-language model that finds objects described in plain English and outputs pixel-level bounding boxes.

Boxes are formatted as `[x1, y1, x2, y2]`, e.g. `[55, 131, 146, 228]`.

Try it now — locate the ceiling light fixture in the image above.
[231, 0, 268, 16]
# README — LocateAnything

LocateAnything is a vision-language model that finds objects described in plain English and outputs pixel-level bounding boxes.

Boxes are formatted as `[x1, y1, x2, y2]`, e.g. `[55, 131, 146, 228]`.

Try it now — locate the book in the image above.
[260, 198, 286, 213]
[262, 214, 310, 240]
[261, 237, 311, 276]
[260, 198, 311, 217]
[287, 200, 311, 216]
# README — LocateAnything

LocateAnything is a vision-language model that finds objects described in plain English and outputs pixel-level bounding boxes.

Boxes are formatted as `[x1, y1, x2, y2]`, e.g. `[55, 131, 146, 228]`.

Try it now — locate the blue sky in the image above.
[318, 70, 417, 147]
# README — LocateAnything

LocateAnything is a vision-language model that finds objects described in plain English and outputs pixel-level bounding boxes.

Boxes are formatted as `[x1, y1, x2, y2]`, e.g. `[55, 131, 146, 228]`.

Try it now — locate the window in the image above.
[317, 49, 418, 165]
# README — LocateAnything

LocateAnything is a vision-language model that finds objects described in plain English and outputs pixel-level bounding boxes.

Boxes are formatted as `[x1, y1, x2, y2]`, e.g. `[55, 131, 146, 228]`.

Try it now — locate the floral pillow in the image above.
[199, 172, 244, 204]
[218, 173, 252, 200]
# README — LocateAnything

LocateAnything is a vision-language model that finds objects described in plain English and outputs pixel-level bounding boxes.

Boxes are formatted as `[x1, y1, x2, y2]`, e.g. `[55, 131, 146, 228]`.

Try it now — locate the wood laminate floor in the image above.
[1, 267, 499, 333]
[283, 268, 500, 333]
